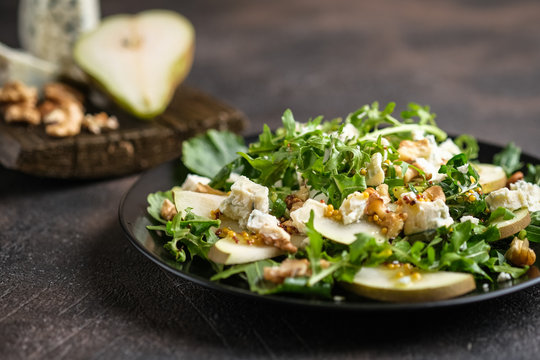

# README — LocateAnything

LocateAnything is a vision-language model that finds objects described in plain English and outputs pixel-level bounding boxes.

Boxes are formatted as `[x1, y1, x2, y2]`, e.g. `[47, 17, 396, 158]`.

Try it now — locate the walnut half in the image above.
[0, 81, 41, 125]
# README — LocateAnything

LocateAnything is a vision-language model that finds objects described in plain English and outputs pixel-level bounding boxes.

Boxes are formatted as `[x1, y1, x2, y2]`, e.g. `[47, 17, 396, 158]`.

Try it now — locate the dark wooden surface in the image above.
[0, 86, 246, 178]
[1, 0, 540, 359]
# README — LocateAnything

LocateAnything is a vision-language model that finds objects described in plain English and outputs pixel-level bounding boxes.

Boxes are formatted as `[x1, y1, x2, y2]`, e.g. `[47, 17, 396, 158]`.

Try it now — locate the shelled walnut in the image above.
[0, 81, 41, 125]
[1, 80, 121, 137]
[82, 112, 119, 134]
[44, 101, 85, 137]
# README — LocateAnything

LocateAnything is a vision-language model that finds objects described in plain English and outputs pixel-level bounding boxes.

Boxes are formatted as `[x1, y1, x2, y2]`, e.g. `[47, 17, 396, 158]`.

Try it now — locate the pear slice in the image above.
[208, 237, 284, 265]
[207, 234, 306, 265]
[173, 189, 225, 219]
[490, 208, 531, 239]
[474, 163, 507, 194]
[342, 266, 476, 302]
[290, 199, 385, 245]
[73, 10, 195, 119]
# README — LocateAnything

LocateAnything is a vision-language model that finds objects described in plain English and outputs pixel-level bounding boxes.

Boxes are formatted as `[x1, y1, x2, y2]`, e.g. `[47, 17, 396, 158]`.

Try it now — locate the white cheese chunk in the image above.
[437, 138, 461, 162]
[457, 164, 470, 174]
[181, 174, 211, 191]
[509, 180, 540, 212]
[339, 191, 368, 225]
[219, 176, 269, 227]
[247, 210, 290, 242]
[411, 129, 425, 141]
[460, 215, 480, 225]
[366, 152, 385, 186]
[400, 193, 454, 234]
[414, 158, 447, 183]
[485, 187, 528, 212]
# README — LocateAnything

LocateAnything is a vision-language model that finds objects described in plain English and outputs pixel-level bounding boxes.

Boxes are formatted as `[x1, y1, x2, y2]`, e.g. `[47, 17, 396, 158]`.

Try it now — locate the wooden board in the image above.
[0, 85, 247, 179]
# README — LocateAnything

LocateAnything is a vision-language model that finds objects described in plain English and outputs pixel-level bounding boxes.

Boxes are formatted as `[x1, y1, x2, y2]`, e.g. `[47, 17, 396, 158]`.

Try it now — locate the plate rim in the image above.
[118, 139, 540, 311]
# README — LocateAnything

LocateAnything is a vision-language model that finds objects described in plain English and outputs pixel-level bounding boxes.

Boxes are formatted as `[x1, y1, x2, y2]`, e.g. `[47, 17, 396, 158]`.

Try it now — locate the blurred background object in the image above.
[19, 0, 100, 80]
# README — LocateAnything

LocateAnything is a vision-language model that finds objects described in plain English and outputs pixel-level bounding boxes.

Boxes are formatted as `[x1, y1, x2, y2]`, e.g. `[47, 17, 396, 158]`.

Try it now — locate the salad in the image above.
[146, 102, 540, 302]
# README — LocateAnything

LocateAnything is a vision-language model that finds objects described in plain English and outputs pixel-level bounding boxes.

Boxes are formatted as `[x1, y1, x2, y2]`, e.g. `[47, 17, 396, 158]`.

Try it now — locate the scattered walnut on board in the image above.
[0, 81, 41, 125]
[45, 101, 84, 137]
[0, 81, 38, 104]
[82, 112, 119, 134]
[1, 80, 121, 137]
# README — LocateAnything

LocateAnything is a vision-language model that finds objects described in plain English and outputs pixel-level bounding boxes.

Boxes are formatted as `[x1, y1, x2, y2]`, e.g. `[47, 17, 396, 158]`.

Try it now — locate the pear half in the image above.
[342, 266, 476, 302]
[74, 10, 195, 119]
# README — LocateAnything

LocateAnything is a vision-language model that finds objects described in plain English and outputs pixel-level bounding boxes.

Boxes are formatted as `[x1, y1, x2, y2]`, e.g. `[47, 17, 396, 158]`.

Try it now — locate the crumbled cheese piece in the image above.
[247, 210, 290, 243]
[181, 174, 211, 191]
[437, 138, 461, 162]
[414, 158, 447, 183]
[497, 272, 512, 282]
[457, 164, 470, 174]
[396, 275, 412, 286]
[460, 215, 480, 225]
[366, 152, 385, 186]
[411, 129, 425, 140]
[482, 283, 490, 292]
[400, 193, 454, 234]
[485, 187, 528, 212]
[509, 180, 540, 212]
[336, 123, 359, 142]
[219, 176, 269, 227]
[339, 191, 369, 225]
[423, 136, 460, 167]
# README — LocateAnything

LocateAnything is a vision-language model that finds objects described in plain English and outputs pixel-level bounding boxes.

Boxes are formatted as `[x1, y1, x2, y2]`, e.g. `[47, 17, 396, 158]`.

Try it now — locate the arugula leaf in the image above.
[211, 260, 332, 298]
[525, 211, 540, 243]
[147, 190, 173, 224]
[493, 142, 523, 176]
[282, 109, 297, 139]
[489, 207, 516, 222]
[148, 207, 221, 263]
[454, 134, 479, 161]
[524, 164, 540, 186]
[182, 129, 247, 178]
[391, 222, 507, 280]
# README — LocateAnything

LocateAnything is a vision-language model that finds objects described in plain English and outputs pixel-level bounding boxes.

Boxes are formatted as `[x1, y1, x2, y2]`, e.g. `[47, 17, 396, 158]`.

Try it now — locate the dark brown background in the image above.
[1, 1, 540, 359]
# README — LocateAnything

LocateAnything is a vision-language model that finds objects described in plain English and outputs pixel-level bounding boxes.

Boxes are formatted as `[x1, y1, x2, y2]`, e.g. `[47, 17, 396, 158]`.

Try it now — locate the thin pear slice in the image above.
[173, 189, 225, 219]
[208, 234, 306, 265]
[490, 208, 531, 239]
[290, 199, 385, 245]
[342, 266, 476, 302]
[208, 237, 284, 265]
[474, 163, 507, 194]
[74, 10, 194, 119]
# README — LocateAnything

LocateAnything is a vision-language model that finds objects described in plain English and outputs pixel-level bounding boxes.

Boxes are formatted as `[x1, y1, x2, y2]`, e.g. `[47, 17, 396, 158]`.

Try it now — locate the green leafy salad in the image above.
[147, 102, 540, 302]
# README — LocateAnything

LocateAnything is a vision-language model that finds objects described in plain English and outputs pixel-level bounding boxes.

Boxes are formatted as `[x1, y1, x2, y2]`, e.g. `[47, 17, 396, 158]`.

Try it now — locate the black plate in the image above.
[119, 140, 540, 311]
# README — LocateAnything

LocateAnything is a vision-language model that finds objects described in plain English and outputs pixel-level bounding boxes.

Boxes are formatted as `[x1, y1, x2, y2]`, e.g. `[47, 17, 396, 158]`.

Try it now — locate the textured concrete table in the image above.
[1, 1, 539, 359]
